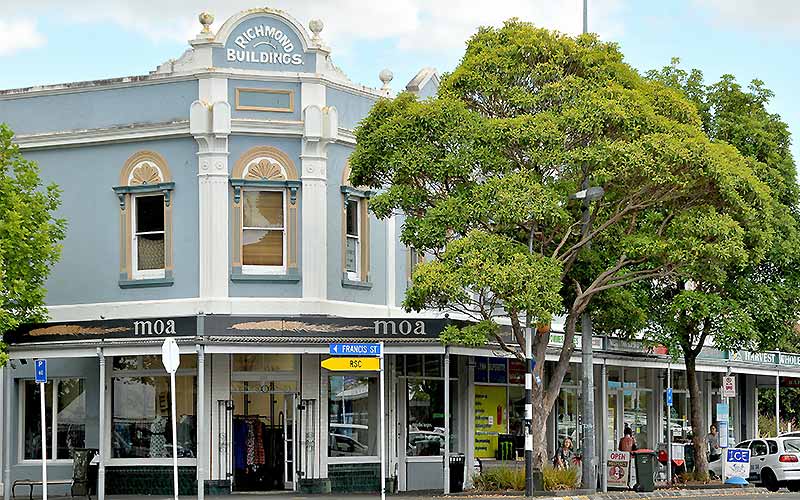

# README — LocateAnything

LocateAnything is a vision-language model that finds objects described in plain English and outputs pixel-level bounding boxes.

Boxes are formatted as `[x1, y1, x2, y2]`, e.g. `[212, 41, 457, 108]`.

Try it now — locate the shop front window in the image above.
[111, 355, 197, 459]
[407, 380, 444, 456]
[22, 379, 86, 460]
[328, 375, 378, 457]
[556, 389, 579, 448]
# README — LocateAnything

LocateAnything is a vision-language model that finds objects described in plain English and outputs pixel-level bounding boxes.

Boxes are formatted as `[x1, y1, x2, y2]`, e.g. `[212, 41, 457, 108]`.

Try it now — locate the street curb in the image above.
[441, 486, 764, 500]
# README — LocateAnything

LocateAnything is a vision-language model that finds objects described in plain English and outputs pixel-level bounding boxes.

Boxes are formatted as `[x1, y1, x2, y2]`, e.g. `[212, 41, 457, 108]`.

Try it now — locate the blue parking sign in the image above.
[666, 387, 673, 407]
[35, 359, 47, 383]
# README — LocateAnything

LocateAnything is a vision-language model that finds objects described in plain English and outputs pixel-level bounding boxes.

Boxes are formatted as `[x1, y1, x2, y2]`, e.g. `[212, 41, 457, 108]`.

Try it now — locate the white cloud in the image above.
[693, 0, 800, 36]
[0, 19, 46, 56]
[4, 0, 624, 54]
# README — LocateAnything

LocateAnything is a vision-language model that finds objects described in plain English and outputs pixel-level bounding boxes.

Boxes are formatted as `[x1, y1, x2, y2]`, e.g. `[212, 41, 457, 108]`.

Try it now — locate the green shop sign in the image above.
[730, 350, 800, 368]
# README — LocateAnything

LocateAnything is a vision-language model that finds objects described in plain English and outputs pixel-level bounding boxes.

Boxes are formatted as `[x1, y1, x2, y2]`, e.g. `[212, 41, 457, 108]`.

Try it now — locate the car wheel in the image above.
[788, 481, 800, 493]
[761, 469, 780, 492]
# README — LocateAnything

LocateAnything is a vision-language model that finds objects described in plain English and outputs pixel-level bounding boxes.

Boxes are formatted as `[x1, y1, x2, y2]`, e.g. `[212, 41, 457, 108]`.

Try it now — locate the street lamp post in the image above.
[571, 184, 604, 491]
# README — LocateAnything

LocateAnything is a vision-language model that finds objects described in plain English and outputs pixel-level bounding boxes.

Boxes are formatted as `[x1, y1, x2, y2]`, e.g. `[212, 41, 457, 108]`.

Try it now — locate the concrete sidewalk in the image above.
[96, 487, 785, 500]
[20, 487, 787, 500]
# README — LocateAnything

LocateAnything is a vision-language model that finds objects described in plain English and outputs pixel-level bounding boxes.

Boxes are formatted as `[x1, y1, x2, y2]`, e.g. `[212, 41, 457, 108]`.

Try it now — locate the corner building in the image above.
[2, 8, 800, 498]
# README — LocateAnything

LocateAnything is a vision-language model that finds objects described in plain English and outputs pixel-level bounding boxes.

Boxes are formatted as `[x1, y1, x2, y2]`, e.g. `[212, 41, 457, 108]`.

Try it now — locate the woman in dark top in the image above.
[553, 437, 576, 469]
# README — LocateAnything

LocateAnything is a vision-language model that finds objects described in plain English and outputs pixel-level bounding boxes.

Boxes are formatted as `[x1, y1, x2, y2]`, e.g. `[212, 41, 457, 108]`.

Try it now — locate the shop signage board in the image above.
[606, 450, 631, 488]
[321, 357, 380, 371]
[723, 448, 750, 484]
[329, 343, 381, 356]
[722, 376, 736, 398]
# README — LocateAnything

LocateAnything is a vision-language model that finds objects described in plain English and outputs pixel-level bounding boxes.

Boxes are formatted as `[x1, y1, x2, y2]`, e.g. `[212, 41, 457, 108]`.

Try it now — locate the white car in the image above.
[731, 437, 800, 492]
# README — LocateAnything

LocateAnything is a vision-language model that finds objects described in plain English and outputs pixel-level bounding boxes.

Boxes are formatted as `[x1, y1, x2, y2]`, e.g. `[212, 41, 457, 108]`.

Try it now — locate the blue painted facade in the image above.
[0, 80, 198, 135]
[0, 8, 451, 497]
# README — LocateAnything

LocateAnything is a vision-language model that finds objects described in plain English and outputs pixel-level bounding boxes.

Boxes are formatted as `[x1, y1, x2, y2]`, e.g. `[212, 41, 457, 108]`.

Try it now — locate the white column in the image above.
[300, 83, 337, 301]
[386, 215, 397, 311]
[97, 349, 106, 500]
[463, 358, 475, 490]
[192, 77, 230, 306]
[197, 345, 206, 500]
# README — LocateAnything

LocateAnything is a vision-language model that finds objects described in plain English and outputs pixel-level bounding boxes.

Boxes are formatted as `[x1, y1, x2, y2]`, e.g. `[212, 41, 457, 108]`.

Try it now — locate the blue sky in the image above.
[1, 0, 798, 159]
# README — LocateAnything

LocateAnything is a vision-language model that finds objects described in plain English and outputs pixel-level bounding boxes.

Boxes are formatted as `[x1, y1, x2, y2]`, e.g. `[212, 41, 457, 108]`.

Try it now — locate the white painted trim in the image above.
[0, 74, 199, 100]
[15, 121, 190, 150]
[231, 119, 303, 136]
[384, 345, 444, 355]
[41, 297, 410, 321]
[106, 459, 197, 467]
[206, 345, 328, 354]
[9, 348, 98, 359]
[327, 456, 380, 464]
[404, 455, 443, 463]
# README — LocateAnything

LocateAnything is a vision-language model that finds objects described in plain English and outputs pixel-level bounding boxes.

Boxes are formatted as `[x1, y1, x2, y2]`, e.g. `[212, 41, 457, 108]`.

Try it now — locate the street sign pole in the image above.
[666, 365, 672, 485]
[379, 342, 386, 500]
[161, 339, 181, 500]
[40, 381, 47, 500]
[35, 359, 48, 500]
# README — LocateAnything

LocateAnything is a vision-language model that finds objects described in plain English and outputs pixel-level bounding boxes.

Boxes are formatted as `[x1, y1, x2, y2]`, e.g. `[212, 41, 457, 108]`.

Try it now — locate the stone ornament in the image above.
[199, 12, 215, 34]
[245, 158, 287, 180]
[129, 162, 162, 185]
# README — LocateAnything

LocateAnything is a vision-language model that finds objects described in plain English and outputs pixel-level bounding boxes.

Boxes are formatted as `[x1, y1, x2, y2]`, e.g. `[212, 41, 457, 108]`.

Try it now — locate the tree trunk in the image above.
[685, 352, 709, 477]
[531, 372, 550, 469]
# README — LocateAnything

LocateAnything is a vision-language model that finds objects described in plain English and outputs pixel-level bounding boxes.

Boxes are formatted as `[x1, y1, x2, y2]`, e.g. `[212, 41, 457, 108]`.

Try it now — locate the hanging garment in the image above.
[254, 420, 266, 465]
[233, 419, 248, 470]
[246, 420, 256, 466]
[150, 416, 167, 458]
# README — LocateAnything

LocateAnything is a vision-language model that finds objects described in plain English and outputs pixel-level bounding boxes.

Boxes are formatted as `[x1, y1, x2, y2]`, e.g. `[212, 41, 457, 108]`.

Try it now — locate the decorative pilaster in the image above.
[300, 87, 338, 300]
[191, 81, 231, 301]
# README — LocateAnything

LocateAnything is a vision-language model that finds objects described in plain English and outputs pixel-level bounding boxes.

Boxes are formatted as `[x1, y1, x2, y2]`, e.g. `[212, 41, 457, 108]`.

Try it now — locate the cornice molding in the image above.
[15, 121, 190, 150]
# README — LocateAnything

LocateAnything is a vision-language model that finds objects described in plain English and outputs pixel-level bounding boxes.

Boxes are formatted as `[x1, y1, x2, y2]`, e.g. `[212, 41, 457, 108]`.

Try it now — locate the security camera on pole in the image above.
[161, 338, 181, 500]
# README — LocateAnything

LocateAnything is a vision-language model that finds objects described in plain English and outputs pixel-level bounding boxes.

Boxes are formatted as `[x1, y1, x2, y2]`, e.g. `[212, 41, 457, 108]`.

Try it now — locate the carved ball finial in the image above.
[309, 19, 324, 40]
[379, 68, 394, 90]
[199, 12, 214, 33]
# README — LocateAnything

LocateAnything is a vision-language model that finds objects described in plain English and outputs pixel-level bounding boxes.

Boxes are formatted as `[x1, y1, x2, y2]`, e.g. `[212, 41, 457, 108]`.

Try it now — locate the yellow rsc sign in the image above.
[321, 357, 380, 371]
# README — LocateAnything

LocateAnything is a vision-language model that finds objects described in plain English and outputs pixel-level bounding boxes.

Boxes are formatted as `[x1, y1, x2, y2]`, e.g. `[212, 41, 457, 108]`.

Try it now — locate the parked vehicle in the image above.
[725, 437, 800, 492]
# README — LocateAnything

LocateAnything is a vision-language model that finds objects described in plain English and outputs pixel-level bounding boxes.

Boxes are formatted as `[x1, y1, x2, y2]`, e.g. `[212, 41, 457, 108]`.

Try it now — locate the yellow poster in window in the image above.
[474, 385, 507, 458]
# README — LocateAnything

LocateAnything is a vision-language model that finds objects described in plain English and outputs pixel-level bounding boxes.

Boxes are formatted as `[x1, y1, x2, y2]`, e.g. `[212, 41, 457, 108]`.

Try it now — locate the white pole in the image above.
[40, 381, 48, 500]
[171, 371, 179, 500]
[379, 342, 386, 500]
[776, 375, 780, 437]
[443, 351, 450, 494]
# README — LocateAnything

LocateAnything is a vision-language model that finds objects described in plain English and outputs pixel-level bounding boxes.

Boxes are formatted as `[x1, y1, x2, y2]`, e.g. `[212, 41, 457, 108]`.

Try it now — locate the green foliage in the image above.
[472, 466, 525, 491]
[0, 124, 65, 364]
[542, 465, 580, 491]
[404, 230, 563, 328]
[679, 470, 710, 483]
[350, 20, 780, 467]
[759, 387, 800, 429]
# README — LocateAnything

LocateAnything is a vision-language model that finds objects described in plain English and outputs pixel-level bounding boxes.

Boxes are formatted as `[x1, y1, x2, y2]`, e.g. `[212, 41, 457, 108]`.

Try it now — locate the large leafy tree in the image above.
[0, 124, 65, 364]
[643, 61, 800, 477]
[350, 22, 769, 468]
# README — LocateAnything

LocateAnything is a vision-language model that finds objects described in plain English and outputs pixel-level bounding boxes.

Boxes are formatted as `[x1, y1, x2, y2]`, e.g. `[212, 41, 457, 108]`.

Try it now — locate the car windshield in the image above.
[785, 439, 800, 453]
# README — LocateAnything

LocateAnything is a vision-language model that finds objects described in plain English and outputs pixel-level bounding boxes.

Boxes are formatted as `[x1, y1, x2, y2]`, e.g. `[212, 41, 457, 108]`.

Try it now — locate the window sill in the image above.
[231, 269, 300, 283]
[341, 278, 373, 289]
[119, 277, 174, 288]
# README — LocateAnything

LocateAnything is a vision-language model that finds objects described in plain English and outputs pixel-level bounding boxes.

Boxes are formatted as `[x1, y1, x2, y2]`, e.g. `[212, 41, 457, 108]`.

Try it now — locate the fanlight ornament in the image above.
[246, 159, 286, 181]
[130, 162, 162, 185]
